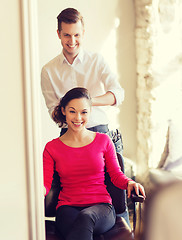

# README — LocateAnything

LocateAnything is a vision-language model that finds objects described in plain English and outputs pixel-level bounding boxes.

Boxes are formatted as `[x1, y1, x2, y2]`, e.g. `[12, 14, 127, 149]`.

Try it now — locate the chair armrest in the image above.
[130, 189, 145, 203]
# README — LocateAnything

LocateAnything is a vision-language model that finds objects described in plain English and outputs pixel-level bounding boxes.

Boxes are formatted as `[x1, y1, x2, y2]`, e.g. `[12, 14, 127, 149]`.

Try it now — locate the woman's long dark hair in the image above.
[52, 87, 91, 127]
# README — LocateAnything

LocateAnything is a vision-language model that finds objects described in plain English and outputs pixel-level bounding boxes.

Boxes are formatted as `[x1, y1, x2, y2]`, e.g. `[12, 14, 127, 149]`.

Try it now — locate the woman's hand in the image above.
[127, 181, 146, 199]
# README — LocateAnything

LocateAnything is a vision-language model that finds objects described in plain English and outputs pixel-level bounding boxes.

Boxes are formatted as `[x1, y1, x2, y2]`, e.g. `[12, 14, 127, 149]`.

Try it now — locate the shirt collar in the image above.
[76, 48, 84, 63]
[60, 52, 67, 65]
[60, 48, 84, 66]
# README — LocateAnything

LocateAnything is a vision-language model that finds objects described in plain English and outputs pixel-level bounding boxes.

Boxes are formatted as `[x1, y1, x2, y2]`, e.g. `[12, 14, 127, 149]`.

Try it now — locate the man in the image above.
[41, 8, 124, 135]
[41, 8, 130, 226]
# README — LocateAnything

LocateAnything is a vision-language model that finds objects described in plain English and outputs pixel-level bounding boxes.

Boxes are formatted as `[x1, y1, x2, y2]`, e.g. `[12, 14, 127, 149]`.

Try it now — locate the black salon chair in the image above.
[45, 153, 143, 240]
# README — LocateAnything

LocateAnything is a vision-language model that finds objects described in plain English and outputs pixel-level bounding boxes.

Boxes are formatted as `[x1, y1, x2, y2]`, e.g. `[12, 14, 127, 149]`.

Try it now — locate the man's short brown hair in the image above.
[57, 8, 84, 31]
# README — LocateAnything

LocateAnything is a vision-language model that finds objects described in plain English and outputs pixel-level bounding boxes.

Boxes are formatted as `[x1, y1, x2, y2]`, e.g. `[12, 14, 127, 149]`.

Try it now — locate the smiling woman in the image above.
[42, 87, 145, 240]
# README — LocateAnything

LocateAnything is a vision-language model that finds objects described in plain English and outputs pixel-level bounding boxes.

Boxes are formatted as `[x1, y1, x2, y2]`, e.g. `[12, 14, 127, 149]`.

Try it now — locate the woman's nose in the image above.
[75, 113, 81, 120]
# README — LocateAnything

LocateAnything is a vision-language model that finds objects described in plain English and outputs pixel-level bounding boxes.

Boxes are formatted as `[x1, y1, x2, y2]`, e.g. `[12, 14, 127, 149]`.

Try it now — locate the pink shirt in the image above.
[43, 132, 130, 209]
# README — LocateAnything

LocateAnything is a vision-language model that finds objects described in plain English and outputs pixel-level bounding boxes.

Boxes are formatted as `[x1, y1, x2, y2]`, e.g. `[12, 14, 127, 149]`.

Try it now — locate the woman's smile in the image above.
[72, 121, 83, 127]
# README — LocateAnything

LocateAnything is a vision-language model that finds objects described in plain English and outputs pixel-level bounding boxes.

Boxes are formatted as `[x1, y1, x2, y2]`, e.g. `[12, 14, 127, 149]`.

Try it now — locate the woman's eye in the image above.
[82, 111, 87, 114]
[70, 111, 75, 113]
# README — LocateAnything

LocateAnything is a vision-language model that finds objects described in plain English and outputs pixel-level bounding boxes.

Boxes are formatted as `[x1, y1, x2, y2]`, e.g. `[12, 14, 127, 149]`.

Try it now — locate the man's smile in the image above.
[67, 44, 77, 49]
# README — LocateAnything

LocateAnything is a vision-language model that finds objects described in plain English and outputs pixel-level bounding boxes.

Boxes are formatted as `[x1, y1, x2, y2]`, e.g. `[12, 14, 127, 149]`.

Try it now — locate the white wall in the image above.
[116, 1, 137, 160]
[0, 1, 29, 240]
[37, 0, 137, 159]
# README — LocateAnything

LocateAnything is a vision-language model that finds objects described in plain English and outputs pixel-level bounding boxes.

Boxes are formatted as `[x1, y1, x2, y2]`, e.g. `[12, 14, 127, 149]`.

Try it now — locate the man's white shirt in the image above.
[41, 49, 124, 128]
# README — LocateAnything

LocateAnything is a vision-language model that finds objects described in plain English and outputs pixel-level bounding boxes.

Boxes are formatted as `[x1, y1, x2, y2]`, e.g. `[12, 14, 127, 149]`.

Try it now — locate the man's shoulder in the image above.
[83, 50, 104, 62]
[42, 54, 61, 70]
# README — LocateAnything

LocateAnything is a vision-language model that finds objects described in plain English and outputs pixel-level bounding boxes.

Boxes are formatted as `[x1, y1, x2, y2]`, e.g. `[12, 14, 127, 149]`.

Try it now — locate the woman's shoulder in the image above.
[44, 137, 60, 148]
[96, 132, 111, 142]
[94, 132, 114, 152]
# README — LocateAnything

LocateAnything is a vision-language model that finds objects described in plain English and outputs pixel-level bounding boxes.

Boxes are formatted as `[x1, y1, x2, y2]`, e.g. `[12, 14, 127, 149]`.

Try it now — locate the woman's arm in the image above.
[104, 135, 146, 199]
[104, 136, 131, 189]
[43, 144, 55, 196]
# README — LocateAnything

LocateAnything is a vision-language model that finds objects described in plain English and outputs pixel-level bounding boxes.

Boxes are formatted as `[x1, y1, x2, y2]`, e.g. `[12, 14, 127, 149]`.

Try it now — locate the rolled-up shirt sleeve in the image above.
[98, 54, 125, 106]
[41, 67, 60, 117]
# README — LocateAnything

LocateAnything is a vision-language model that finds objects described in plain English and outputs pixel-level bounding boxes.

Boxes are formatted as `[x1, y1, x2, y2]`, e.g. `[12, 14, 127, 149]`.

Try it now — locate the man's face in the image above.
[58, 21, 84, 62]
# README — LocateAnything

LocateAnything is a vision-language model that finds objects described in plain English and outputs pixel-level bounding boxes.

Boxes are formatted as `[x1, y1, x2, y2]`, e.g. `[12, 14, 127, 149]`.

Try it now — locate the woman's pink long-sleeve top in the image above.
[43, 132, 131, 209]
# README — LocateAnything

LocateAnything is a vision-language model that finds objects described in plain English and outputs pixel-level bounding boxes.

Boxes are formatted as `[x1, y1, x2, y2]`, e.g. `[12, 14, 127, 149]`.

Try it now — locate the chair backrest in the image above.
[45, 170, 62, 217]
[105, 153, 126, 214]
[45, 153, 126, 217]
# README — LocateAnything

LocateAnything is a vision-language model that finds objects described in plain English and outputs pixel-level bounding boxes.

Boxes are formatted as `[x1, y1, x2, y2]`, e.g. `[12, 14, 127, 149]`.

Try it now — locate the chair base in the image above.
[45, 216, 134, 240]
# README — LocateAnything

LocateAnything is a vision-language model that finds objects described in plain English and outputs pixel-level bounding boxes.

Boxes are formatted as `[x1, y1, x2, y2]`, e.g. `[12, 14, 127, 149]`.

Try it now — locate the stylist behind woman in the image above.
[43, 87, 146, 240]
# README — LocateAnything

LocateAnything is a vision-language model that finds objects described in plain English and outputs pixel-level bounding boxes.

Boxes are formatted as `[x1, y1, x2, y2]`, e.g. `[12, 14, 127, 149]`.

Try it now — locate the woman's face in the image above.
[62, 97, 91, 131]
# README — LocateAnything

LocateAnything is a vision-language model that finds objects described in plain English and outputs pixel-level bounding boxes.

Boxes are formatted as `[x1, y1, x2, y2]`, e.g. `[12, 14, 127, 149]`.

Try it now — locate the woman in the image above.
[43, 87, 145, 240]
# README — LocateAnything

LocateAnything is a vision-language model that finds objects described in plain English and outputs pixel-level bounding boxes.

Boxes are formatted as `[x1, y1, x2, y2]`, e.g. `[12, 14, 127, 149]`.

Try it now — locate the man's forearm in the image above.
[91, 91, 116, 106]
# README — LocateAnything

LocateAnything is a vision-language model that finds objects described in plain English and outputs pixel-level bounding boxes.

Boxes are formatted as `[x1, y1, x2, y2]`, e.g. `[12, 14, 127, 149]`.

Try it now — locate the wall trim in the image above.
[20, 0, 45, 239]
